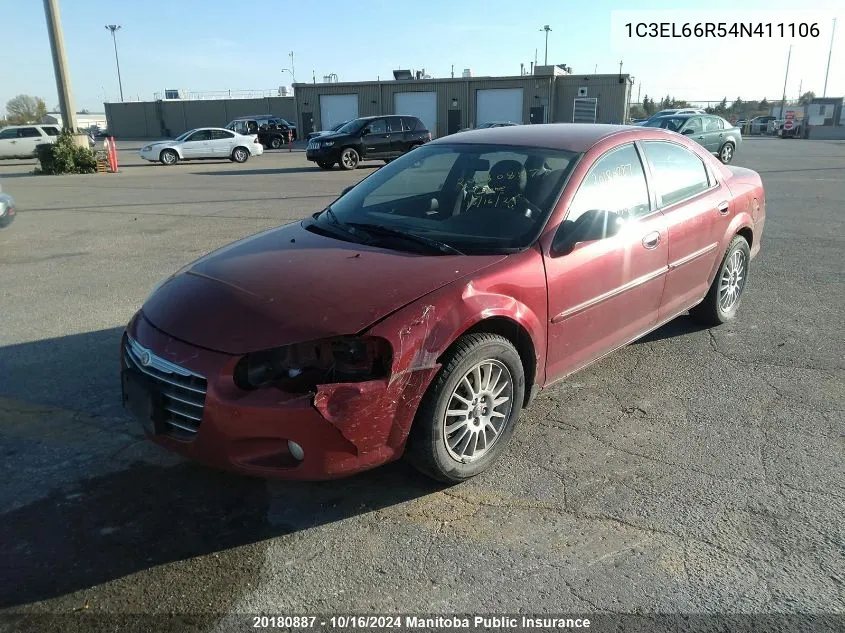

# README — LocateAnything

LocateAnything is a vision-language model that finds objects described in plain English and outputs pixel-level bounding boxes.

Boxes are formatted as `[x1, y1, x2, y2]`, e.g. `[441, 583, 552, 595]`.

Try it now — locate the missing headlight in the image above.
[233, 337, 391, 391]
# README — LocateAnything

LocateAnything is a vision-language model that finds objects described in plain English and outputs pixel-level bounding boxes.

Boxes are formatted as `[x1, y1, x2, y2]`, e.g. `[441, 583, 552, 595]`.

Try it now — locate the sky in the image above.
[2, 0, 844, 114]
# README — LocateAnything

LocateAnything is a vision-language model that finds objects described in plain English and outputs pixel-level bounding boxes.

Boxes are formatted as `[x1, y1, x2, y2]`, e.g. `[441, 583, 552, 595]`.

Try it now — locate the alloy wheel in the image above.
[443, 359, 513, 463]
[719, 249, 747, 312]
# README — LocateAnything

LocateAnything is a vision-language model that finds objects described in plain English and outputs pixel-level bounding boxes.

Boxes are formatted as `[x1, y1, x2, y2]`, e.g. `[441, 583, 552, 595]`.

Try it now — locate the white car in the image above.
[139, 128, 263, 165]
[0, 124, 61, 159]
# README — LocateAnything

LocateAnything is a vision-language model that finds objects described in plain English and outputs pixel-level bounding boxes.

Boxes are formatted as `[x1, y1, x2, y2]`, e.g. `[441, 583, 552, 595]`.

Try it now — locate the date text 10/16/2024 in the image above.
[251, 615, 592, 629]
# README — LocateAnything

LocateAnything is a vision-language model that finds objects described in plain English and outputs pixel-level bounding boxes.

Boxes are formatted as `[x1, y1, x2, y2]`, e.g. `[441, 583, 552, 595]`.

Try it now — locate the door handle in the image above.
[642, 231, 661, 249]
[717, 201, 730, 215]
[697, 135, 705, 140]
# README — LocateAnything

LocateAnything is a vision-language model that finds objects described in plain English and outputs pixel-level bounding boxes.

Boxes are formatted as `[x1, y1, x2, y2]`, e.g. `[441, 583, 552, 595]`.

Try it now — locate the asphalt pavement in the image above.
[0, 138, 842, 632]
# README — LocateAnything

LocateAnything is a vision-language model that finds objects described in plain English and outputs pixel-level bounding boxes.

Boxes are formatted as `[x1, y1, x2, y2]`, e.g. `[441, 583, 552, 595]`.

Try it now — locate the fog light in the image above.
[287, 440, 304, 461]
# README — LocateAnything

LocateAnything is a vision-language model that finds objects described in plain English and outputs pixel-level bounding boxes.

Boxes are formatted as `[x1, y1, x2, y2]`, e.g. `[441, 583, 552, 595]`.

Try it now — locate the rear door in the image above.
[360, 118, 391, 158]
[701, 116, 724, 152]
[640, 140, 730, 320]
[181, 129, 213, 158]
[386, 117, 406, 155]
[210, 129, 236, 156]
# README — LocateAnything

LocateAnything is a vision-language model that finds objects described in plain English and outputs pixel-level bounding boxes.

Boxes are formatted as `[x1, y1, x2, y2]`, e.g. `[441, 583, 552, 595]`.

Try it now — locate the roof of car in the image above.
[431, 123, 647, 152]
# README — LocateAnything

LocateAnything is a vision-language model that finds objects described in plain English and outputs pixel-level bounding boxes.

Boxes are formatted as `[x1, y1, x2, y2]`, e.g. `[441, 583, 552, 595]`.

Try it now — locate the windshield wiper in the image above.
[347, 222, 464, 255]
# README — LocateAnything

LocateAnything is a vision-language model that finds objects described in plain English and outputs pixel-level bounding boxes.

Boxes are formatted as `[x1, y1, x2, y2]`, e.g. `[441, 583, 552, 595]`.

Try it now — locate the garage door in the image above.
[320, 94, 359, 130]
[476, 88, 524, 126]
[394, 92, 437, 137]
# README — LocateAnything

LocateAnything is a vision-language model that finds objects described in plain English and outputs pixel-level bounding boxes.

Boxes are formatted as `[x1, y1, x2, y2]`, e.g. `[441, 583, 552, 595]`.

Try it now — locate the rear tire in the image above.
[270, 136, 283, 149]
[231, 147, 250, 163]
[160, 149, 178, 166]
[406, 333, 525, 483]
[339, 147, 359, 170]
[690, 235, 751, 327]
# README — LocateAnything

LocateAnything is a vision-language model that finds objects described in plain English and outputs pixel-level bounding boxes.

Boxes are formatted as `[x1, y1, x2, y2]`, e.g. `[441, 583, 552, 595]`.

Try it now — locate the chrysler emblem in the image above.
[140, 350, 153, 367]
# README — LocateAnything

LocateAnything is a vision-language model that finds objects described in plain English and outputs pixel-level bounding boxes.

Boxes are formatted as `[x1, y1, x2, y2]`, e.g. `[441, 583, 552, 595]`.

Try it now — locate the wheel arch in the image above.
[161, 146, 182, 160]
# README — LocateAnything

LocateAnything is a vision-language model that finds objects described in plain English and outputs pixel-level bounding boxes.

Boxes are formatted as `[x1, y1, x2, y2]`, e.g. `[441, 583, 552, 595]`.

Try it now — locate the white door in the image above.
[16, 126, 45, 157]
[394, 92, 437, 137]
[181, 129, 214, 158]
[476, 88, 524, 126]
[320, 94, 359, 130]
[210, 130, 237, 156]
[0, 128, 18, 158]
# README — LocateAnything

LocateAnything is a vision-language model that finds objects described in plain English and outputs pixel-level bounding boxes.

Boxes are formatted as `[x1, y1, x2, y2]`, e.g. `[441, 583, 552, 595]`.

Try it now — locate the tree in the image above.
[641, 95, 656, 115]
[798, 91, 816, 105]
[5, 94, 47, 124]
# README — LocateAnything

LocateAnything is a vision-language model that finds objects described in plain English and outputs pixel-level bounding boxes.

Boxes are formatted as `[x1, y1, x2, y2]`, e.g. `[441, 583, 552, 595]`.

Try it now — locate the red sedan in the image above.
[122, 124, 765, 482]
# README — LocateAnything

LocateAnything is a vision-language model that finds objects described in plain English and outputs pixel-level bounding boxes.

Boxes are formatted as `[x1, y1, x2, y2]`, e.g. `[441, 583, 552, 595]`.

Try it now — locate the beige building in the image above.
[293, 66, 633, 138]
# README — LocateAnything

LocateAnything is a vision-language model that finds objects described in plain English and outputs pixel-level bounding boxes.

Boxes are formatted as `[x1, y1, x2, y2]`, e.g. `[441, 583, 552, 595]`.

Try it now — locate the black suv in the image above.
[225, 115, 297, 148]
[306, 115, 431, 170]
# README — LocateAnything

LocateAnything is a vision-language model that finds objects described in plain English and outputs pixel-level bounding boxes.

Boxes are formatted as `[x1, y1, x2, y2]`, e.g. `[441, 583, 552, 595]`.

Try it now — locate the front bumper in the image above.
[121, 313, 435, 479]
[305, 146, 339, 162]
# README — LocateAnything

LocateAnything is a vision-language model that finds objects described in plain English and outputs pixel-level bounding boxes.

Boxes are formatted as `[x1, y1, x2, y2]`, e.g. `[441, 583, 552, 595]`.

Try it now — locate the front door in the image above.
[639, 140, 730, 319]
[360, 118, 390, 158]
[680, 116, 705, 149]
[447, 109, 462, 135]
[544, 142, 668, 381]
[181, 129, 213, 158]
[301, 112, 314, 137]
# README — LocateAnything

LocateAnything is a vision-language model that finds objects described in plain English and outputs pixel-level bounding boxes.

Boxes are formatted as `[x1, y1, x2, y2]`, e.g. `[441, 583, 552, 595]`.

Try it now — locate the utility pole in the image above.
[43, 0, 78, 131]
[780, 44, 793, 117]
[451, 64, 454, 78]
[540, 25, 552, 66]
[105, 25, 124, 102]
[289, 51, 295, 84]
[823, 18, 836, 97]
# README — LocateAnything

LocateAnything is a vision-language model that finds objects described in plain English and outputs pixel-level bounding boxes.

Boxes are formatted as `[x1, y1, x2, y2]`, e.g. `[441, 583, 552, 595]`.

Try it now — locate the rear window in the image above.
[42, 126, 60, 136]
[641, 141, 711, 207]
[403, 117, 423, 131]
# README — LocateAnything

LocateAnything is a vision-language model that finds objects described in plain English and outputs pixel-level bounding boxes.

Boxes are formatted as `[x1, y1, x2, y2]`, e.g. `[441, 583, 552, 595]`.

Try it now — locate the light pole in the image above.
[43, 0, 78, 132]
[780, 44, 792, 117]
[540, 25, 552, 66]
[289, 51, 296, 84]
[105, 25, 124, 102]
[823, 18, 836, 97]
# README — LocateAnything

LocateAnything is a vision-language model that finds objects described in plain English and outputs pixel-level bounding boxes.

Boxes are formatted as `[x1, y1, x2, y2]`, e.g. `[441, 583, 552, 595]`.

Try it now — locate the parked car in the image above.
[306, 115, 431, 170]
[307, 120, 349, 141]
[0, 124, 61, 159]
[0, 187, 15, 228]
[642, 114, 741, 163]
[460, 121, 521, 132]
[749, 116, 776, 135]
[139, 127, 263, 165]
[122, 123, 766, 482]
[635, 108, 706, 126]
[225, 115, 297, 147]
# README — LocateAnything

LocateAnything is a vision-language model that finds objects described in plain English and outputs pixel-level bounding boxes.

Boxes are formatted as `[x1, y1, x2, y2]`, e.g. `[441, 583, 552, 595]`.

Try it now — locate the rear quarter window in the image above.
[642, 141, 711, 207]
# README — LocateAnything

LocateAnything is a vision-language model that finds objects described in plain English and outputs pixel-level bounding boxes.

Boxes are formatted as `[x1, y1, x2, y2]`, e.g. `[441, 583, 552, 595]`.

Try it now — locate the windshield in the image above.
[331, 120, 349, 131]
[311, 143, 580, 254]
[335, 119, 365, 135]
[174, 130, 195, 141]
[643, 117, 687, 132]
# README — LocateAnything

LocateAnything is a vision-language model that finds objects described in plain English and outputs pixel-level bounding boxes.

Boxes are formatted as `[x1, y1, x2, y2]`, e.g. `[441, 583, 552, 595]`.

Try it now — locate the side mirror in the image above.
[553, 210, 623, 254]
[340, 185, 354, 197]
[361, 127, 370, 136]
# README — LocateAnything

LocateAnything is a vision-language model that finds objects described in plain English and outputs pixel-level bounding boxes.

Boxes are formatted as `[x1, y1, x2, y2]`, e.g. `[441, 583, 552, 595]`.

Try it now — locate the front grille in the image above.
[123, 336, 207, 437]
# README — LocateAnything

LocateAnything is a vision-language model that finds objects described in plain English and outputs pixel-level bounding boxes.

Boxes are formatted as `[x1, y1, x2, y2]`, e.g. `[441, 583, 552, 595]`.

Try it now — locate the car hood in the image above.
[315, 132, 349, 142]
[141, 221, 506, 355]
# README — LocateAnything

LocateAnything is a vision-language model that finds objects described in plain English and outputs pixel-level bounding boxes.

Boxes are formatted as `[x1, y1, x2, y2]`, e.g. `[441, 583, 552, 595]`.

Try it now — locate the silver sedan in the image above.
[139, 128, 264, 165]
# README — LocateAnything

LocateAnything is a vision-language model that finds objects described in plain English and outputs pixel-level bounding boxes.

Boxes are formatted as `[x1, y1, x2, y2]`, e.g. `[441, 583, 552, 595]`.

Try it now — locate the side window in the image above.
[187, 130, 212, 141]
[210, 130, 234, 140]
[42, 127, 60, 136]
[402, 117, 420, 131]
[683, 117, 703, 134]
[387, 117, 404, 133]
[642, 141, 711, 207]
[0, 128, 18, 139]
[565, 143, 651, 224]
[19, 127, 42, 138]
[366, 119, 387, 134]
[703, 117, 723, 132]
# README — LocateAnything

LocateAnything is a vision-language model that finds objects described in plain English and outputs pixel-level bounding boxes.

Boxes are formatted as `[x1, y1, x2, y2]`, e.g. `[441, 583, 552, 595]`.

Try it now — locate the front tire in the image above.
[690, 235, 751, 327]
[406, 333, 525, 483]
[718, 142, 735, 164]
[231, 147, 250, 163]
[339, 147, 359, 170]
[160, 149, 178, 165]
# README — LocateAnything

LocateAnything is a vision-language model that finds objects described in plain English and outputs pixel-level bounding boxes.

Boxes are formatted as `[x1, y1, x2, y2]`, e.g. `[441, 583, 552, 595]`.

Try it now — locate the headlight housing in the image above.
[142, 145, 153, 151]
[322, 140, 334, 147]
[234, 336, 392, 391]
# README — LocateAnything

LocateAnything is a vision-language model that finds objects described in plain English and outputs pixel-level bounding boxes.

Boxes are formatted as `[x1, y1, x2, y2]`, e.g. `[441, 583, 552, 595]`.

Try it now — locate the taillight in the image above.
[254, 136, 261, 143]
